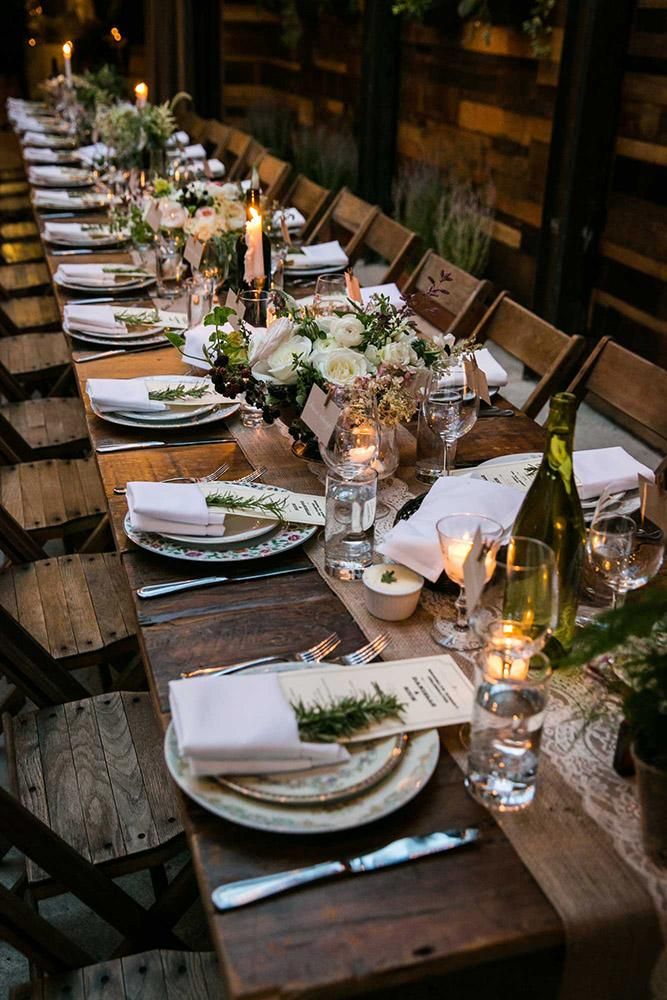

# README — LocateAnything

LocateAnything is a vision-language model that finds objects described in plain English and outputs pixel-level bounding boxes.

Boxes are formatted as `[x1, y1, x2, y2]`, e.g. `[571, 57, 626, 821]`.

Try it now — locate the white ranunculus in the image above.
[220, 182, 241, 201]
[364, 344, 381, 366]
[160, 199, 187, 230]
[330, 314, 364, 347]
[248, 316, 295, 365]
[381, 339, 413, 366]
[314, 315, 336, 336]
[311, 347, 369, 386]
[262, 334, 312, 384]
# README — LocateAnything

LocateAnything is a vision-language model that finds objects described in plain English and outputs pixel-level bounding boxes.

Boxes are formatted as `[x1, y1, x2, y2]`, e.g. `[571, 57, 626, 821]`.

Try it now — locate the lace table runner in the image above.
[230, 414, 664, 999]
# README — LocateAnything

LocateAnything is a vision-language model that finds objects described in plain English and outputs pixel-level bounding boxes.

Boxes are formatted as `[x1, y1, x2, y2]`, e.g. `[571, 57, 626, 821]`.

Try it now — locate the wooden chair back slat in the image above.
[203, 120, 231, 160]
[245, 138, 267, 171]
[0, 413, 31, 462]
[348, 212, 419, 285]
[0, 504, 47, 563]
[254, 153, 291, 203]
[307, 188, 379, 254]
[402, 250, 494, 341]
[471, 293, 586, 419]
[282, 174, 331, 239]
[223, 129, 253, 181]
[567, 336, 667, 450]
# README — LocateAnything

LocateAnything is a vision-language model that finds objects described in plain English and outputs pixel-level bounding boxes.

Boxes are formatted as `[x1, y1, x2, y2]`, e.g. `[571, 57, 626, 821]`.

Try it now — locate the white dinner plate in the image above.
[284, 263, 347, 278]
[55, 273, 155, 293]
[46, 230, 129, 249]
[91, 399, 237, 430]
[68, 330, 169, 349]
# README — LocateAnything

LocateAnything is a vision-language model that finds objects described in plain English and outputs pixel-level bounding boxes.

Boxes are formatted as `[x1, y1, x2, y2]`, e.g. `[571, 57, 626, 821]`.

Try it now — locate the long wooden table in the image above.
[33, 208, 571, 998]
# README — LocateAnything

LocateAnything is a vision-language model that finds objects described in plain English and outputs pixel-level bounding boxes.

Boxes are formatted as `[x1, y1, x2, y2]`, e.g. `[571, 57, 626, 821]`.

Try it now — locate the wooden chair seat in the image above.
[0, 181, 29, 197]
[0, 262, 51, 297]
[0, 295, 60, 333]
[0, 331, 70, 379]
[0, 552, 135, 665]
[0, 397, 89, 457]
[1, 239, 44, 265]
[12, 950, 224, 1000]
[0, 220, 38, 241]
[0, 457, 105, 538]
[0, 195, 31, 219]
[6, 691, 181, 893]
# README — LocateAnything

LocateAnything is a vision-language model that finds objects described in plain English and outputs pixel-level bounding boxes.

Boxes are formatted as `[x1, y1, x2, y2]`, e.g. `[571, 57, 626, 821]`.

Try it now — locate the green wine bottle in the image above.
[512, 392, 585, 655]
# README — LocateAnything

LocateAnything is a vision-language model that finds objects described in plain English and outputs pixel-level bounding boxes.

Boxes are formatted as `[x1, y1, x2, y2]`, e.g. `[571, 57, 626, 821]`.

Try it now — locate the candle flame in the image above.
[134, 82, 148, 102]
[248, 207, 260, 222]
[62, 41, 72, 57]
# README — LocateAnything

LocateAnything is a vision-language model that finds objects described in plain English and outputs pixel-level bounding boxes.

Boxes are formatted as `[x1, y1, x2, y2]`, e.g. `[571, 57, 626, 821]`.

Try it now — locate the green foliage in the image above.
[393, 162, 443, 251]
[293, 682, 406, 742]
[291, 124, 358, 192]
[148, 383, 210, 401]
[73, 64, 125, 112]
[247, 103, 295, 160]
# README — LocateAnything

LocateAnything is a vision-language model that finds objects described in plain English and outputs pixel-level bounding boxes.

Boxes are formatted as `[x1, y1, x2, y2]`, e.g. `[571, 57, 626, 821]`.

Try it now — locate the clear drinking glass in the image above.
[186, 276, 214, 327]
[465, 651, 551, 812]
[156, 236, 186, 299]
[433, 513, 504, 651]
[324, 467, 377, 580]
[587, 513, 664, 609]
[314, 275, 348, 315]
[470, 538, 558, 662]
[318, 385, 379, 480]
[423, 373, 479, 477]
[239, 288, 268, 328]
[199, 239, 229, 297]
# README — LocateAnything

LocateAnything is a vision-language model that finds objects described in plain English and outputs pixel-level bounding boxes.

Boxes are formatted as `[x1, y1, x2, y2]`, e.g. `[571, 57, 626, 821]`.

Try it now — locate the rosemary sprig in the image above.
[115, 308, 160, 328]
[148, 382, 209, 401]
[205, 491, 288, 521]
[293, 683, 406, 743]
[102, 267, 148, 276]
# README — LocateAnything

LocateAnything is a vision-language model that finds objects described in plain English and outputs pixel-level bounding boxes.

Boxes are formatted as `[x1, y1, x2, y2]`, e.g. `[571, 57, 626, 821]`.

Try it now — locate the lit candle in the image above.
[349, 445, 376, 465]
[244, 207, 265, 284]
[441, 534, 496, 587]
[62, 41, 73, 86]
[134, 82, 149, 109]
[484, 646, 530, 681]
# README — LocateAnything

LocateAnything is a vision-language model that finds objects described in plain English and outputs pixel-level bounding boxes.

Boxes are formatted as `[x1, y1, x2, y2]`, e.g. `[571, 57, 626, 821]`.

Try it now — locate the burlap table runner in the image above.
[230, 414, 663, 999]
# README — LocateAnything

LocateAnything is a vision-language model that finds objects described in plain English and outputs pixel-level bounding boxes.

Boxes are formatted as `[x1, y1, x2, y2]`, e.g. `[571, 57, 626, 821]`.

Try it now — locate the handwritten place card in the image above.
[158, 310, 188, 329]
[463, 528, 486, 613]
[640, 474, 667, 533]
[225, 288, 241, 330]
[201, 482, 325, 526]
[473, 457, 541, 490]
[184, 235, 204, 271]
[278, 655, 474, 741]
[463, 357, 491, 405]
[344, 270, 363, 303]
[280, 214, 292, 247]
[301, 384, 342, 447]
[145, 199, 162, 234]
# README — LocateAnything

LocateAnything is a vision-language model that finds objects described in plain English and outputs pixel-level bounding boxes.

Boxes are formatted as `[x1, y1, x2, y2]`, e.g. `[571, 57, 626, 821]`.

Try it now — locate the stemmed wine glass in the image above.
[587, 513, 664, 610]
[433, 513, 504, 651]
[424, 370, 479, 477]
[314, 275, 348, 316]
[318, 385, 379, 480]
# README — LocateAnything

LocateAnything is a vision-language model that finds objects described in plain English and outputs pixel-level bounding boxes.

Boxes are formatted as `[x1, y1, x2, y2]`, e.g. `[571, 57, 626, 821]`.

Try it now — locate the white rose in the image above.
[258, 334, 312, 384]
[220, 182, 241, 201]
[381, 340, 413, 366]
[221, 202, 246, 231]
[364, 344, 381, 366]
[330, 314, 364, 348]
[160, 199, 187, 229]
[314, 315, 336, 336]
[248, 316, 295, 365]
[311, 347, 369, 386]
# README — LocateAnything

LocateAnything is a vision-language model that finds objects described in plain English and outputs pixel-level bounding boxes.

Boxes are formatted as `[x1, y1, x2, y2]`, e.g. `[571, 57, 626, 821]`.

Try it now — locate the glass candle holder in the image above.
[156, 236, 186, 299]
[324, 467, 377, 580]
[186, 277, 214, 327]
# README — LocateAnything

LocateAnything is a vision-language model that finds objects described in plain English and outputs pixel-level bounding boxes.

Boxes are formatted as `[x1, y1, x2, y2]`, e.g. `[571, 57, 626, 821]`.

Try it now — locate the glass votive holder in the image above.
[239, 288, 268, 328]
[239, 399, 264, 428]
[324, 467, 377, 580]
[465, 651, 552, 812]
[187, 277, 214, 327]
[156, 236, 186, 299]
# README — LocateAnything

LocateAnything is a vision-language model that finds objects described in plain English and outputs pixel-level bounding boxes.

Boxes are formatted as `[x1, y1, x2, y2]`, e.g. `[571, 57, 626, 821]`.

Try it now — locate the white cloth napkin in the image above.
[169, 673, 350, 776]
[87, 378, 166, 413]
[126, 481, 228, 536]
[361, 283, 403, 307]
[16, 117, 70, 135]
[441, 348, 508, 388]
[65, 304, 126, 334]
[181, 143, 206, 160]
[24, 147, 70, 163]
[45, 222, 109, 244]
[56, 264, 146, 287]
[289, 241, 348, 270]
[23, 132, 72, 148]
[182, 321, 235, 370]
[378, 477, 525, 582]
[29, 164, 87, 184]
[274, 206, 306, 231]
[76, 142, 109, 165]
[34, 189, 105, 209]
[574, 447, 655, 501]
[207, 158, 224, 177]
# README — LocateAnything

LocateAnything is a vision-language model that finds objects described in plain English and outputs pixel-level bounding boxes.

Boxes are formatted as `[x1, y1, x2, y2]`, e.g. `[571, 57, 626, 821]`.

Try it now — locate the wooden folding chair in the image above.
[470, 291, 587, 420]
[401, 250, 495, 341]
[281, 174, 331, 240]
[171, 94, 210, 143]
[0, 294, 60, 333]
[567, 336, 667, 452]
[0, 220, 38, 242]
[306, 187, 379, 255]
[0, 238, 44, 265]
[0, 331, 71, 400]
[222, 128, 254, 181]
[348, 211, 419, 285]
[253, 153, 290, 203]
[0, 262, 51, 298]
[203, 120, 231, 160]
[0, 396, 90, 460]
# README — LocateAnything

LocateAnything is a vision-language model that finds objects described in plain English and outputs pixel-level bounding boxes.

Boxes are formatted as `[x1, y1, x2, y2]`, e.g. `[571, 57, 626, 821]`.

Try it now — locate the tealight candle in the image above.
[134, 82, 149, 109]
[62, 42, 73, 86]
[244, 207, 265, 283]
[441, 534, 496, 587]
[349, 445, 376, 465]
[484, 646, 530, 681]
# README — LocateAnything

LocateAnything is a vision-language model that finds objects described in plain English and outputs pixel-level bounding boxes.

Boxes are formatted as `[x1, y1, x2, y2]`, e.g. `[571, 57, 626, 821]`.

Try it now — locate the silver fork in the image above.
[113, 462, 230, 495]
[181, 632, 341, 678]
[338, 633, 389, 665]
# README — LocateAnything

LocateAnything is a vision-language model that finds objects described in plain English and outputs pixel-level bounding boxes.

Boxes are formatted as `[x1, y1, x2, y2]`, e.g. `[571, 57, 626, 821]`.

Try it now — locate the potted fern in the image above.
[560, 592, 667, 866]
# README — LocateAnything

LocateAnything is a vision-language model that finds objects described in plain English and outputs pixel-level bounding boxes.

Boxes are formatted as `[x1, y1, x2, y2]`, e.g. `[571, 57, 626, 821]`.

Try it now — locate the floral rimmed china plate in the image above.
[93, 402, 238, 431]
[68, 329, 169, 349]
[55, 276, 156, 294]
[219, 733, 409, 805]
[164, 723, 439, 834]
[124, 513, 317, 563]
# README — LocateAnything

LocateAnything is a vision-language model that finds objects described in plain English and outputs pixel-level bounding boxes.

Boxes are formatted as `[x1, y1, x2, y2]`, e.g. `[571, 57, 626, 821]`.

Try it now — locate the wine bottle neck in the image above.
[542, 394, 577, 482]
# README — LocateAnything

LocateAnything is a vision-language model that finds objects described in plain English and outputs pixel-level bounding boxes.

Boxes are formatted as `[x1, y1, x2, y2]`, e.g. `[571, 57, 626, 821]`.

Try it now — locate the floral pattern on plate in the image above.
[164, 722, 440, 834]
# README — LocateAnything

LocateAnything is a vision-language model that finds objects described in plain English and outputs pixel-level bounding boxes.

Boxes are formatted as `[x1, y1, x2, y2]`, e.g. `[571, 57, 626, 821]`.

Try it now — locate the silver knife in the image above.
[137, 563, 314, 599]
[96, 436, 235, 453]
[63, 296, 152, 305]
[51, 248, 126, 256]
[211, 829, 480, 911]
[73, 343, 168, 363]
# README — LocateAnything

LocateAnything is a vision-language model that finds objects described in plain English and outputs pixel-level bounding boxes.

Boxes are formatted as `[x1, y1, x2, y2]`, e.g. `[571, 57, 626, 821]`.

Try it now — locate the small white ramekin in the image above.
[362, 563, 424, 621]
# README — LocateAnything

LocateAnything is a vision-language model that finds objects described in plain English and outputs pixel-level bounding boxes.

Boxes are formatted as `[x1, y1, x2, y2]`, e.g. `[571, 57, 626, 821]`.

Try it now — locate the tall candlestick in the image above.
[62, 42, 73, 86]
[244, 207, 265, 284]
[134, 82, 149, 109]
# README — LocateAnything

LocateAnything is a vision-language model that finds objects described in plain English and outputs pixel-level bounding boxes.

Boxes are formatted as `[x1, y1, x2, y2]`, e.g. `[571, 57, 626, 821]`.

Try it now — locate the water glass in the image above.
[318, 385, 379, 479]
[314, 275, 348, 315]
[324, 468, 377, 580]
[465, 652, 551, 812]
[239, 289, 268, 328]
[186, 277, 214, 327]
[423, 371, 479, 476]
[156, 237, 186, 299]
[240, 400, 264, 428]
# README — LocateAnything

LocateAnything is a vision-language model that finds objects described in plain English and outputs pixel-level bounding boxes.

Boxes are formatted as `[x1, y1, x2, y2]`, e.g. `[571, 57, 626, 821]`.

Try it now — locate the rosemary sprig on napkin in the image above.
[116, 308, 160, 329]
[148, 382, 209, 401]
[102, 267, 148, 276]
[293, 683, 405, 743]
[205, 491, 288, 520]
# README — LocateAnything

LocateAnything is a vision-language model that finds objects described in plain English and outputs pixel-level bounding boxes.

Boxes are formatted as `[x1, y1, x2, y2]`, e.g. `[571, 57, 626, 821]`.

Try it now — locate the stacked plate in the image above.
[33, 188, 109, 211]
[28, 165, 92, 188]
[91, 374, 236, 429]
[54, 263, 155, 294]
[44, 221, 129, 249]
[64, 304, 181, 348]
[164, 662, 441, 833]
[283, 240, 349, 278]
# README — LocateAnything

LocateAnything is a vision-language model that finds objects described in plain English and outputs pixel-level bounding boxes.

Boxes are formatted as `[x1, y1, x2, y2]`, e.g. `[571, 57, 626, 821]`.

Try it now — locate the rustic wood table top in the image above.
[36, 205, 564, 999]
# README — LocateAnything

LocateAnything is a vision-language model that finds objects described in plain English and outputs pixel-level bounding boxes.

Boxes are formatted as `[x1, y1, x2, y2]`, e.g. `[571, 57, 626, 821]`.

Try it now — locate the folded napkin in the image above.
[378, 477, 524, 582]
[45, 222, 111, 244]
[76, 142, 110, 165]
[23, 132, 73, 148]
[574, 447, 655, 501]
[169, 673, 350, 776]
[274, 206, 306, 231]
[441, 348, 508, 388]
[207, 158, 224, 177]
[181, 321, 234, 370]
[169, 130, 190, 147]
[29, 165, 88, 186]
[126, 481, 229, 536]
[65, 304, 126, 334]
[24, 147, 71, 164]
[289, 240, 348, 270]
[181, 143, 206, 160]
[361, 283, 403, 307]
[34, 189, 106, 209]
[56, 264, 147, 287]
[87, 378, 166, 413]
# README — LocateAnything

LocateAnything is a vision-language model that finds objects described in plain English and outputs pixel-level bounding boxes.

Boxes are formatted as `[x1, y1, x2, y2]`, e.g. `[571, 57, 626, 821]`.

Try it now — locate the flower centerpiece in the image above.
[94, 100, 176, 171]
